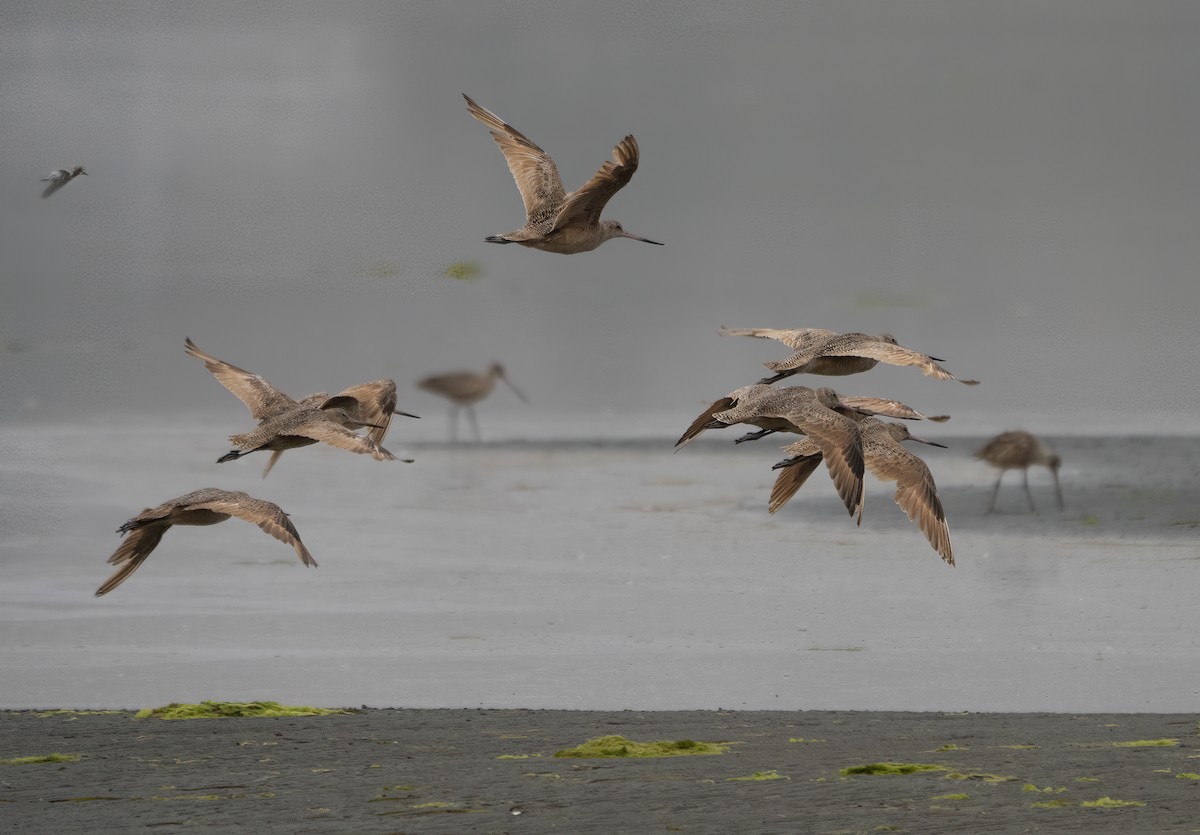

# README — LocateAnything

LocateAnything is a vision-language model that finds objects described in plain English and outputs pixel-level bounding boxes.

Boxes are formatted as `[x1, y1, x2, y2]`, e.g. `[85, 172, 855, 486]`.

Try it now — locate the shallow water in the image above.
[2, 422, 1197, 712]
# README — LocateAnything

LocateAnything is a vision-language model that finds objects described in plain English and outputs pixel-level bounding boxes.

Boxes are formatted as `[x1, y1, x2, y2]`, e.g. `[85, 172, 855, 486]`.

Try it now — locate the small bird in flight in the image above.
[41, 165, 87, 199]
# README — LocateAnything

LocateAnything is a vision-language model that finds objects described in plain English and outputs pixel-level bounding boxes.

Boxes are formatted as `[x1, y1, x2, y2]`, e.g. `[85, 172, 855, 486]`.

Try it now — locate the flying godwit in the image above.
[705, 386, 868, 521]
[975, 430, 1063, 513]
[94, 488, 316, 596]
[216, 404, 399, 466]
[417, 363, 527, 442]
[463, 94, 662, 253]
[719, 326, 979, 386]
[186, 338, 417, 476]
[675, 385, 947, 449]
[41, 165, 87, 199]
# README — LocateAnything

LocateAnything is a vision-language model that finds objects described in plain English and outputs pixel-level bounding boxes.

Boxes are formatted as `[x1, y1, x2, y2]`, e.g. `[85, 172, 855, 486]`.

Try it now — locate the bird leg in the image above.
[1022, 469, 1039, 515]
[466, 405, 482, 443]
[986, 473, 1003, 513]
[733, 428, 778, 444]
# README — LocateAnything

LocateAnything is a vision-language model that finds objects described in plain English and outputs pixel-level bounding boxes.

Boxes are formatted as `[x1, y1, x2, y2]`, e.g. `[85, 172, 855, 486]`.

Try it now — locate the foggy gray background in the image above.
[3, 0, 1199, 438]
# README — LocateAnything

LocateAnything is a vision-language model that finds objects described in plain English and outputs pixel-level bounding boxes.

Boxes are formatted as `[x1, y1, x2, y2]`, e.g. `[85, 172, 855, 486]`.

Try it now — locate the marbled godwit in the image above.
[41, 165, 87, 199]
[217, 404, 399, 466]
[185, 338, 417, 476]
[719, 326, 979, 386]
[708, 386, 868, 521]
[94, 488, 315, 596]
[770, 421, 946, 517]
[975, 430, 1064, 513]
[417, 363, 527, 442]
[464, 94, 662, 253]
[675, 385, 946, 449]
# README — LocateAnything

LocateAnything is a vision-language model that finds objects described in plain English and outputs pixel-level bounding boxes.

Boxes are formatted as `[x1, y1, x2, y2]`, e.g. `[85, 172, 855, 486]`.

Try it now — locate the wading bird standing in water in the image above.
[95, 488, 316, 596]
[464, 94, 662, 253]
[41, 165, 87, 198]
[418, 363, 527, 443]
[975, 430, 1064, 513]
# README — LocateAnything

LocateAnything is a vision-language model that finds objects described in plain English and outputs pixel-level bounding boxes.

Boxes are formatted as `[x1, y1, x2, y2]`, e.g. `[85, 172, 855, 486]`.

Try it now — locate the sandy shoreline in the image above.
[3, 708, 1198, 833]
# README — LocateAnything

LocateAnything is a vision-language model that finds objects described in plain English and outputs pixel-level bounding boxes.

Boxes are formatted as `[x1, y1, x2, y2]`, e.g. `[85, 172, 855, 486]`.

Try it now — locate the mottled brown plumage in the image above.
[857, 418, 955, 565]
[710, 386, 867, 521]
[975, 430, 1063, 513]
[95, 488, 315, 596]
[218, 405, 398, 465]
[719, 326, 979, 385]
[186, 338, 416, 475]
[464, 94, 661, 253]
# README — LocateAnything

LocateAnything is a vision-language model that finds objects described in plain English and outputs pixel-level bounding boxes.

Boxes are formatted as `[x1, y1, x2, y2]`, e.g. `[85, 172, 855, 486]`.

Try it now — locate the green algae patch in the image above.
[944, 770, 1017, 784]
[933, 744, 964, 752]
[788, 737, 826, 744]
[840, 762, 947, 777]
[442, 260, 483, 281]
[1032, 799, 1076, 809]
[1, 753, 80, 765]
[135, 701, 353, 720]
[1024, 783, 1068, 794]
[996, 744, 1038, 750]
[931, 793, 969, 801]
[554, 735, 728, 759]
[1176, 773, 1200, 779]
[1080, 796, 1146, 808]
[1112, 738, 1178, 747]
[36, 710, 124, 718]
[727, 770, 788, 781]
[1075, 776, 1100, 782]
[496, 754, 530, 760]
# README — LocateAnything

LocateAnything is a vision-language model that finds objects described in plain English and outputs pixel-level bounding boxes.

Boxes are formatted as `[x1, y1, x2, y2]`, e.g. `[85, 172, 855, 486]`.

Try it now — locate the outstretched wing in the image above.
[719, 326, 838, 351]
[768, 451, 824, 515]
[823, 340, 979, 385]
[322, 379, 398, 445]
[552, 135, 640, 231]
[865, 444, 954, 566]
[41, 170, 70, 199]
[464, 94, 566, 225]
[675, 396, 735, 449]
[95, 524, 168, 596]
[185, 491, 317, 567]
[838, 395, 950, 422]
[290, 416, 400, 462]
[185, 338, 296, 420]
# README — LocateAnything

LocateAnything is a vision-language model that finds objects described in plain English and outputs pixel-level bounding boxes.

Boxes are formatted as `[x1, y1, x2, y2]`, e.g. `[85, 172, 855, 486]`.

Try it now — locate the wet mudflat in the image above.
[3, 709, 1198, 833]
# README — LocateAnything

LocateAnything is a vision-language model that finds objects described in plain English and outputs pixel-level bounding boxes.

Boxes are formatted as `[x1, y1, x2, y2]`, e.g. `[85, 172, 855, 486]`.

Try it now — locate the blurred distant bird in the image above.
[185, 338, 417, 476]
[418, 363, 527, 442]
[94, 488, 315, 596]
[464, 94, 662, 253]
[975, 430, 1064, 513]
[41, 165, 87, 198]
[719, 326, 980, 386]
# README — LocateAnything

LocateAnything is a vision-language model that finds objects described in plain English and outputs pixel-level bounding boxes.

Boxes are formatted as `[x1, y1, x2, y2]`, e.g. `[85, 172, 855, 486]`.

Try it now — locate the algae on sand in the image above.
[135, 701, 353, 720]
[840, 762, 947, 777]
[554, 735, 729, 758]
[1, 753, 81, 765]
